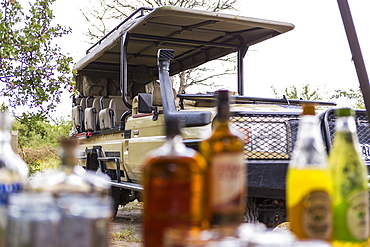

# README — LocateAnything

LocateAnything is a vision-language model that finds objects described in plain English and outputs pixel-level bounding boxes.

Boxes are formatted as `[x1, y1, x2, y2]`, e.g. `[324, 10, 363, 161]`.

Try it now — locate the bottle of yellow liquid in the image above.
[286, 105, 332, 241]
[199, 89, 245, 231]
[329, 108, 369, 247]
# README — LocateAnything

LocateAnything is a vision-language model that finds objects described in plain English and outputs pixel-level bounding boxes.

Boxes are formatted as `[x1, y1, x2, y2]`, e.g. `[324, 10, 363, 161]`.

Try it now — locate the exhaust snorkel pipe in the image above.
[157, 49, 211, 127]
[157, 49, 177, 114]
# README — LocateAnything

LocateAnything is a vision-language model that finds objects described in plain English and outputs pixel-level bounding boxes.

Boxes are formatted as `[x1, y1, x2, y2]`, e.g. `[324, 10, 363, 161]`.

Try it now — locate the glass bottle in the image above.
[199, 89, 246, 231]
[0, 112, 28, 247]
[29, 137, 110, 196]
[329, 108, 369, 247]
[286, 105, 332, 241]
[142, 116, 206, 247]
[29, 137, 112, 247]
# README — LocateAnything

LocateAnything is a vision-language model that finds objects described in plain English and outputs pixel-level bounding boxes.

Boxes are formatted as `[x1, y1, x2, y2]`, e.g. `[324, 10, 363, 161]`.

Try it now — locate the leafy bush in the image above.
[13, 116, 71, 175]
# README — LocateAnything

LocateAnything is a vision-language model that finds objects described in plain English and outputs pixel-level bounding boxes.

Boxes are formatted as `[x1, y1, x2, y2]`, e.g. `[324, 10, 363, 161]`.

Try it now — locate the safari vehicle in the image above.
[71, 6, 370, 226]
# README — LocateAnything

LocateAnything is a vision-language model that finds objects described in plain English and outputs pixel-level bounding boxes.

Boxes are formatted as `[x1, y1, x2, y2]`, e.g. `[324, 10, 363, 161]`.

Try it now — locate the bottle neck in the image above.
[214, 97, 231, 131]
[0, 129, 14, 153]
[61, 152, 77, 174]
[291, 115, 327, 168]
[164, 135, 186, 154]
[217, 98, 230, 122]
[334, 115, 358, 144]
[336, 115, 356, 133]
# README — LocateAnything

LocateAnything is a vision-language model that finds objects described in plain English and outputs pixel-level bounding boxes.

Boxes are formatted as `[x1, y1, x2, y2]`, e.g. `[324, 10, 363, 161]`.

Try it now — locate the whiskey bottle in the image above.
[199, 89, 246, 230]
[142, 116, 206, 247]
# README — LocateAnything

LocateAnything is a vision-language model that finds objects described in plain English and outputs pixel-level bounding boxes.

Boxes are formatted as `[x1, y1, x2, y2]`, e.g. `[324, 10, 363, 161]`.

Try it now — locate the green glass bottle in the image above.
[329, 108, 369, 247]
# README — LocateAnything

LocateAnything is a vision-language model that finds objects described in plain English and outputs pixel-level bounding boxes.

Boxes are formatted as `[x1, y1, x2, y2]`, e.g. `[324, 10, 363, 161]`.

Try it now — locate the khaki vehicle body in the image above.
[71, 6, 370, 226]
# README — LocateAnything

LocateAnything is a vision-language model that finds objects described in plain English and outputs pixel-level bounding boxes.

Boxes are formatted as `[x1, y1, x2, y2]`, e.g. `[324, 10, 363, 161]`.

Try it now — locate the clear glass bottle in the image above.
[142, 116, 206, 247]
[29, 137, 110, 196]
[199, 90, 245, 231]
[29, 137, 112, 247]
[286, 105, 332, 241]
[0, 112, 28, 247]
[329, 108, 369, 247]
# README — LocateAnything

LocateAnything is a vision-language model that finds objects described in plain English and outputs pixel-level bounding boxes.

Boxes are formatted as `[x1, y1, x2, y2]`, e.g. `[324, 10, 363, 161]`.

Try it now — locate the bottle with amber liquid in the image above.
[329, 108, 369, 247]
[199, 89, 245, 231]
[142, 116, 206, 247]
[286, 105, 332, 241]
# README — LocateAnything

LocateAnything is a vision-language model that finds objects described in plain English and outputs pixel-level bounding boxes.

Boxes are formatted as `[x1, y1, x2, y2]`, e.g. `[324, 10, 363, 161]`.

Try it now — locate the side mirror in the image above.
[138, 93, 155, 113]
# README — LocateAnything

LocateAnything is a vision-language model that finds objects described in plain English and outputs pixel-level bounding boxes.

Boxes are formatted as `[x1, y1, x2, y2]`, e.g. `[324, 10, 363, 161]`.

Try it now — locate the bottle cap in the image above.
[302, 105, 315, 115]
[335, 108, 354, 117]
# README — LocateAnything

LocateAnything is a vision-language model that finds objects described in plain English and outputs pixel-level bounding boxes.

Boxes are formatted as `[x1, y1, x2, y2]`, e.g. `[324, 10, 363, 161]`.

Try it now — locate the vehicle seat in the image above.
[99, 97, 129, 129]
[84, 96, 102, 132]
[147, 81, 177, 107]
[71, 98, 86, 133]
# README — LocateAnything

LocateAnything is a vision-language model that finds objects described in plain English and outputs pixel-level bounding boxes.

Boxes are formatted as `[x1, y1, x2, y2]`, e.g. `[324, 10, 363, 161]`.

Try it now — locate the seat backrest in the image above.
[146, 81, 176, 106]
[84, 97, 102, 131]
[108, 97, 129, 126]
[71, 98, 86, 132]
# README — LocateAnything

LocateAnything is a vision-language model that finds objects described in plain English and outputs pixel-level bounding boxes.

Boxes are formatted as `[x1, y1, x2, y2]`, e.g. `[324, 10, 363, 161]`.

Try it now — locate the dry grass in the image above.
[18, 146, 60, 174]
[120, 200, 143, 212]
[111, 226, 142, 243]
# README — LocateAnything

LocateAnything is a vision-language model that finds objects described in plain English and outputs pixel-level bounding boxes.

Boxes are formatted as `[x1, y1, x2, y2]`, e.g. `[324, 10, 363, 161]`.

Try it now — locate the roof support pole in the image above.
[120, 32, 132, 109]
[337, 0, 370, 117]
[237, 45, 249, 96]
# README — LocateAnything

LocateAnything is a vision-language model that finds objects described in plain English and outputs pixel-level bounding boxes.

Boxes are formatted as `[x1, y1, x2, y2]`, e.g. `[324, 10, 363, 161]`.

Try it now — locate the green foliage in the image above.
[271, 84, 322, 101]
[0, 0, 74, 136]
[14, 116, 72, 148]
[330, 88, 365, 109]
[13, 116, 71, 175]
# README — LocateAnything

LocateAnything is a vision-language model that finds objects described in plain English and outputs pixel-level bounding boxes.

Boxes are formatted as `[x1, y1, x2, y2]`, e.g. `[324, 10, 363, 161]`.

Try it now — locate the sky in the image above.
[51, 0, 370, 116]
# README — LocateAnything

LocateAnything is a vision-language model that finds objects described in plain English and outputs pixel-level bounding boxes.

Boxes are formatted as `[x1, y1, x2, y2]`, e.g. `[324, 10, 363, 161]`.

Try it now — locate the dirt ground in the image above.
[109, 200, 143, 247]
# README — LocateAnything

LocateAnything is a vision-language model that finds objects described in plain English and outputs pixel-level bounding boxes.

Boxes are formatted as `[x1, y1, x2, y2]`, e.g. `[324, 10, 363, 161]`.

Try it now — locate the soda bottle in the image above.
[0, 112, 29, 247]
[286, 104, 332, 241]
[329, 108, 369, 246]
[142, 116, 206, 247]
[199, 89, 246, 231]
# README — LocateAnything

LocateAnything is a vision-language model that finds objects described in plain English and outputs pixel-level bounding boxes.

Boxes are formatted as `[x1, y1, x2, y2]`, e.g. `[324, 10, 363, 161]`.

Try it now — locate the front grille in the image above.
[230, 112, 301, 160]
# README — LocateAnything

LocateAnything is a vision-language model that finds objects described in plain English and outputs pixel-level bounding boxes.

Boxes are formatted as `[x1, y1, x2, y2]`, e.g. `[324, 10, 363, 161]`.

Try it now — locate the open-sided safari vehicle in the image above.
[71, 6, 370, 226]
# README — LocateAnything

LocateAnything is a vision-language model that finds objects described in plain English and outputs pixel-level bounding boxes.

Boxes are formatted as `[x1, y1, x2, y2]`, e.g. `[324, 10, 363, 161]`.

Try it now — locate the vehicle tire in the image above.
[110, 186, 120, 218]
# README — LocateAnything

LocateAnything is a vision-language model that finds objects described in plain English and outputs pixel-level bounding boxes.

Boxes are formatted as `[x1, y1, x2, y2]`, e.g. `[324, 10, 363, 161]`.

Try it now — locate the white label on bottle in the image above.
[302, 191, 332, 240]
[211, 153, 245, 211]
[0, 183, 22, 206]
[346, 190, 369, 240]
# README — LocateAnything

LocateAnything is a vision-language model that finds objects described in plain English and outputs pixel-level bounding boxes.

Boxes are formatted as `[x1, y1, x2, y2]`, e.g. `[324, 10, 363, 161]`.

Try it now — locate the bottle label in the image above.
[0, 183, 23, 206]
[302, 191, 332, 239]
[211, 153, 245, 211]
[346, 190, 369, 240]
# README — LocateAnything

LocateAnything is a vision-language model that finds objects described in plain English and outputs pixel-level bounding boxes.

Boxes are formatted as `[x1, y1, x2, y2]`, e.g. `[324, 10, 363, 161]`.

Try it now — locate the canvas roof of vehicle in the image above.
[74, 6, 294, 77]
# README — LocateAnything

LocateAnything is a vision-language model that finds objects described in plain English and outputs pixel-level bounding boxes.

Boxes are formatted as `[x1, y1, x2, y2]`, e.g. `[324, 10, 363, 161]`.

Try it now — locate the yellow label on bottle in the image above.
[346, 191, 369, 240]
[302, 191, 332, 239]
[211, 153, 245, 211]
